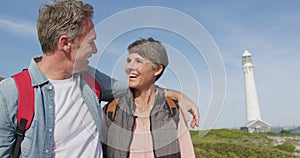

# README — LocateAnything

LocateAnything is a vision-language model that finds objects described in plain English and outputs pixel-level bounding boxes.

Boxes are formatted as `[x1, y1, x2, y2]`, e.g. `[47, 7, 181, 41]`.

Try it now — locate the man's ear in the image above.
[58, 35, 71, 52]
[154, 65, 164, 76]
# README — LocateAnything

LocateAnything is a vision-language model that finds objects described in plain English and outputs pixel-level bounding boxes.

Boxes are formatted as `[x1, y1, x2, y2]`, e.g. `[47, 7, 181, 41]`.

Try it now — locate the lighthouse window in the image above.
[243, 57, 252, 64]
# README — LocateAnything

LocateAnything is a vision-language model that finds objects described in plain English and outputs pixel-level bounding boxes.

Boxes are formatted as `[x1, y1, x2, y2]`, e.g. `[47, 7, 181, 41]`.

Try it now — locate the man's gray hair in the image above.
[37, 0, 94, 53]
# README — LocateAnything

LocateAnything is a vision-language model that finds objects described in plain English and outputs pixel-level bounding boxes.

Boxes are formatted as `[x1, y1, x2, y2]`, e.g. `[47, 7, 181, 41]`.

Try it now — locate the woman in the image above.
[103, 38, 195, 158]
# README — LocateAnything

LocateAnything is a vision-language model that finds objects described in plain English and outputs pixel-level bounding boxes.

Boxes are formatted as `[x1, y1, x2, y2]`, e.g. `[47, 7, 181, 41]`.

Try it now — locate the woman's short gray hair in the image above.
[128, 37, 168, 80]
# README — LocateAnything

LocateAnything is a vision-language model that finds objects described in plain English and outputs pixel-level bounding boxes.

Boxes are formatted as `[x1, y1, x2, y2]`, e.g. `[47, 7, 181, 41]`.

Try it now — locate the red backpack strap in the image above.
[83, 71, 102, 100]
[12, 69, 35, 130]
[12, 69, 34, 158]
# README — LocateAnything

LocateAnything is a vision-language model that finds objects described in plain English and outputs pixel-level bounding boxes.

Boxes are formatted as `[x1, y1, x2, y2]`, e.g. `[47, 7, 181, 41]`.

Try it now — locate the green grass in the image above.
[191, 129, 298, 158]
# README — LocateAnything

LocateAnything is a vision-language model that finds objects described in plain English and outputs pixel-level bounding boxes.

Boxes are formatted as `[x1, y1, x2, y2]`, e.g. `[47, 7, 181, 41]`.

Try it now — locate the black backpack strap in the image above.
[12, 119, 27, 158]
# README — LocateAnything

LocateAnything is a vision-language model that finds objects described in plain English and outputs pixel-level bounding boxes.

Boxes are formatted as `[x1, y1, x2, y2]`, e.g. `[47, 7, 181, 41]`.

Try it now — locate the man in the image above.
[0, 0, 199, 157]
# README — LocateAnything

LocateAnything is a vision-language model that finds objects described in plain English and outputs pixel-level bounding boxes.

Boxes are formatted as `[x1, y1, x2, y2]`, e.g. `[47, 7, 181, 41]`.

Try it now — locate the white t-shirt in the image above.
[49, 74, 102, 158]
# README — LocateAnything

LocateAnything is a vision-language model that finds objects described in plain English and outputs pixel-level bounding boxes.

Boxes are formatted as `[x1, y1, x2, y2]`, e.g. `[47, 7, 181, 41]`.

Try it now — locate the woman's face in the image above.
[125, 52, 161, 90]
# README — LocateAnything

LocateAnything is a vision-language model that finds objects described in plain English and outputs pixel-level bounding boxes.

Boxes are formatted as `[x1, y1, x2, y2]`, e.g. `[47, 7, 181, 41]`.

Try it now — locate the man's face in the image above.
[72, 18, 97, 73]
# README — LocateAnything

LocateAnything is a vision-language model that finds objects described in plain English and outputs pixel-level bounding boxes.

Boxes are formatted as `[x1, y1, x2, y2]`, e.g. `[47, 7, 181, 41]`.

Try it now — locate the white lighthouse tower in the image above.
[242, 50, 271, 133]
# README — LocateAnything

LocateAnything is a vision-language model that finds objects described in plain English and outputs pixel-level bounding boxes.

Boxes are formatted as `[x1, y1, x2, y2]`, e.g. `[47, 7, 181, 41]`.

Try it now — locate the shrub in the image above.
[274, 142, 295, 153]
[191, 129, 297, 158]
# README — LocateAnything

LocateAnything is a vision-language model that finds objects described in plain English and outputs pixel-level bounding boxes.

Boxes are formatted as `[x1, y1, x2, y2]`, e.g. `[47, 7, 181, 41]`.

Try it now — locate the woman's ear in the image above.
[154, 65, 164, 76]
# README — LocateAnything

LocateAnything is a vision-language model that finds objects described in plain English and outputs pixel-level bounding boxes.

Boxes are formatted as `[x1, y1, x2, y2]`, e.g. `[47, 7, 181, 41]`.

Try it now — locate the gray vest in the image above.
[103, 87, 181, 158]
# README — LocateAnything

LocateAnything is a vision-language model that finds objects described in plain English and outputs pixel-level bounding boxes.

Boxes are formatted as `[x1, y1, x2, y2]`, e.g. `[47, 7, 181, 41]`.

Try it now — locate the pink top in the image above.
[129, 105, 195, 158]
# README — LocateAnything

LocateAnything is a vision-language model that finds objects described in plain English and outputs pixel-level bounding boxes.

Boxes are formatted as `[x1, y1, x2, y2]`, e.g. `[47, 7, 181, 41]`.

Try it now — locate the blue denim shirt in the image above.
[0, 57, 126, 158]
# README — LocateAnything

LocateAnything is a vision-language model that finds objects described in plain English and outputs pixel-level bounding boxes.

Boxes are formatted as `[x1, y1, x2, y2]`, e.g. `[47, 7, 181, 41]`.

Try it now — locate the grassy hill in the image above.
[191, 129, 299, 158]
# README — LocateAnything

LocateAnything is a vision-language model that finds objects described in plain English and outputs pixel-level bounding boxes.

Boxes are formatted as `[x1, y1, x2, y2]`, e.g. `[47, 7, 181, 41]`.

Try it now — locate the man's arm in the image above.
[165, 89, 199, 128]
[88, 66, 127, 102]
[0, 84, 15, 157]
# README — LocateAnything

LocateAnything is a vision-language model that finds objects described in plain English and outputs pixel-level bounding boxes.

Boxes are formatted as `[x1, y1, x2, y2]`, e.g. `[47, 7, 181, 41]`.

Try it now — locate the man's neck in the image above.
[37, 54, 73, 80]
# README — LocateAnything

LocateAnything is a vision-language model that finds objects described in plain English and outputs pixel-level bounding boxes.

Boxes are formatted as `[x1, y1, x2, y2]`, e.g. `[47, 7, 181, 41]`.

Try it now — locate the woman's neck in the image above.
[134, 85, 156, 107]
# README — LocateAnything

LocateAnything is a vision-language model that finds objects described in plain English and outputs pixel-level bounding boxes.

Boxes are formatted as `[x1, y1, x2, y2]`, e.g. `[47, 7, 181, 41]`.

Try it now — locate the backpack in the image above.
[104, 96, 179, 121]
[11, 69, 101, 158]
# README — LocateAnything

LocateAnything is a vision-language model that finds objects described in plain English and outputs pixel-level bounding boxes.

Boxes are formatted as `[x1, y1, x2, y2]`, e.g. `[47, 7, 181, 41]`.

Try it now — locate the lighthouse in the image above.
[241, 50, 271, 133]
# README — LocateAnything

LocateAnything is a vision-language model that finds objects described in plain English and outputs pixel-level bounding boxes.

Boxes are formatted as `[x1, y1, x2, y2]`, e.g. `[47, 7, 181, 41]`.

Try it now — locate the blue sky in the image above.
[1, 0, 300, 130]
